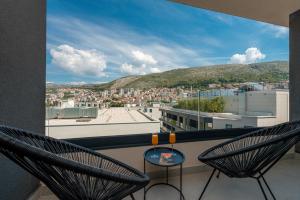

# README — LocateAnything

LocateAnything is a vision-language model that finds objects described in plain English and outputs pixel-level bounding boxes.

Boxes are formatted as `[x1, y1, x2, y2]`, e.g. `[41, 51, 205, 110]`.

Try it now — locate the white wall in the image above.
[223, 96, 239, 113]
[246, 91, 276, 115]
[276, 91, 289, 123]
[46, 122, 160, 139]
[99, 139, 227, 173]
[218, 91, 289, 129]
[224, 92, 276, 115]
[99, 140, 296, 174]
[143, 107, 161, 121]
[213, 117, 258, 129]
[256, 117, 278, 127]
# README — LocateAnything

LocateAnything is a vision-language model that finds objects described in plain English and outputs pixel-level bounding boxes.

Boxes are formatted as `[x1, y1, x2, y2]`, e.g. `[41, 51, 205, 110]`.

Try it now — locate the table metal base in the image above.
[144, 159, 185, 200]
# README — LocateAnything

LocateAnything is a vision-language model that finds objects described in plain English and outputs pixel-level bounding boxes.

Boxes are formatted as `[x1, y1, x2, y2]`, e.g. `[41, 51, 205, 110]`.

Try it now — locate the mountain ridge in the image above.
[69, 61, 289, 90]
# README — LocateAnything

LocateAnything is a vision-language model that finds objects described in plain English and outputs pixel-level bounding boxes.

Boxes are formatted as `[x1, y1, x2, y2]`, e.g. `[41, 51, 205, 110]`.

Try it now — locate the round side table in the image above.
[144, 147, 185, 200]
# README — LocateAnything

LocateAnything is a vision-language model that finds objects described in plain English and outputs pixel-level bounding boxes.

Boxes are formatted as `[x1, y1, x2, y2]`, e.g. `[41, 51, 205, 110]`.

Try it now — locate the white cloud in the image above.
[132, 50, 157, 64]
[214, 14, 234, 25]
[150, 67, 161, 73]
[65, 81, 87, 85]
[120, 63, 148, 75]
[120, 51, 160, 75]
[230, 47, 266, 64]
[260, 23, 288, 38]
[50, 44, 107, 77]
[92, 81, 108, 84]
[47, 16, 210, 77]
[120, 63, 135, 74]
[272, 26, 288, 38]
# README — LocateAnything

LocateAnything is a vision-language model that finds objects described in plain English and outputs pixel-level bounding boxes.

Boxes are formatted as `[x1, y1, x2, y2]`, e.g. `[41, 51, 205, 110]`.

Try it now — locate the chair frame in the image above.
[198, 121, 300, 200]
[0, 125, 149, 200]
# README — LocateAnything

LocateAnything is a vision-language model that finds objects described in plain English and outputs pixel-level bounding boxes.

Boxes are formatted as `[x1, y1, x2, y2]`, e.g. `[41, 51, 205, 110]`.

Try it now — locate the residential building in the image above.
[160, 90, 289, 131]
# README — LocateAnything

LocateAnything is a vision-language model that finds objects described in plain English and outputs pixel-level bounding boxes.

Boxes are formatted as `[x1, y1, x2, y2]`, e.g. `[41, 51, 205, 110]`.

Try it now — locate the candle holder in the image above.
[169, 132, 176, 154]
[151, 133, 159, 158]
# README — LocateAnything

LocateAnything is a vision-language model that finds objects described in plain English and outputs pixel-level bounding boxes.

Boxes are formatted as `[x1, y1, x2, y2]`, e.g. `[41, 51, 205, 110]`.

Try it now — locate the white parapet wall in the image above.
[46, 107, 161, 138]
[46, 122, 160, 139]
[99, 139, 295, 175]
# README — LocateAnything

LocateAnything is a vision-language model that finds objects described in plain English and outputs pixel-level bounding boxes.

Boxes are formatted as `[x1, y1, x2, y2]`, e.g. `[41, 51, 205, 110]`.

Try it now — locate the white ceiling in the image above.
[173, 0, 300, 27]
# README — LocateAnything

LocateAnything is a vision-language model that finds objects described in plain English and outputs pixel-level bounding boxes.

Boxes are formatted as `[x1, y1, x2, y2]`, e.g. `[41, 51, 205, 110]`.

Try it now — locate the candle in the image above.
[169, 132, 176, 144]
[152, 134, 158, 146]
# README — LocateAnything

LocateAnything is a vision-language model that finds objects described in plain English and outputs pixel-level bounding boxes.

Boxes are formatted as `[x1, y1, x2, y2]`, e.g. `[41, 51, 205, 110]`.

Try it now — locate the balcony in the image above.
[36, 143, 300, 200]
[2, 1, 300, 200]
[29, 127, 300, 200]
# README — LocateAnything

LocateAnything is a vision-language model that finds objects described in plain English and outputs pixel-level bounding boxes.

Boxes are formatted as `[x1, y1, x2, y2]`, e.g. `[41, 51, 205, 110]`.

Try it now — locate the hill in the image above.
[88, 61, 289, 90]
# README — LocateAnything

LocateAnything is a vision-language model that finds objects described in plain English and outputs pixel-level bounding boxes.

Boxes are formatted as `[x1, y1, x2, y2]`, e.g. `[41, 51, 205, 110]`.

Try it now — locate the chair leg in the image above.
[216, 170, 221, 179]
[261, 176, 276, 200]
[199, 168, 216, 200]
[130, 193, 135, 200]
[257, 178, 268, 200]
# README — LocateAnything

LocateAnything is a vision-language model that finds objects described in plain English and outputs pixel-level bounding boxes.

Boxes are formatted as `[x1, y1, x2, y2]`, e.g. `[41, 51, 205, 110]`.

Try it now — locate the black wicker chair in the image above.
[198, 121, 300, 200]
[0, 125, 149, 200]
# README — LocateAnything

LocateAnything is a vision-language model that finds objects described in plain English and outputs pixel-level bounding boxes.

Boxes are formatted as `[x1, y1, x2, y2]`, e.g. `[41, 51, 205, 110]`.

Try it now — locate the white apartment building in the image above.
[75, 101, 102, 108]
[213, 90, 289, 129]
[60, 99, 75, 108]
[160, 90, 289, 131]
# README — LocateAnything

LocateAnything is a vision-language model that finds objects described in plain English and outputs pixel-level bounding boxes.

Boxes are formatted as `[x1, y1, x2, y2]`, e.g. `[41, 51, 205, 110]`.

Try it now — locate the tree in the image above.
[173, 97, 225, 113]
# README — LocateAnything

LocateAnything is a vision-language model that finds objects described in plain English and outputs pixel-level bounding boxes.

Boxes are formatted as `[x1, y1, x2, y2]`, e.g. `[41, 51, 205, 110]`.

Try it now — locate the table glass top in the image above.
[144, 147, 185, 167]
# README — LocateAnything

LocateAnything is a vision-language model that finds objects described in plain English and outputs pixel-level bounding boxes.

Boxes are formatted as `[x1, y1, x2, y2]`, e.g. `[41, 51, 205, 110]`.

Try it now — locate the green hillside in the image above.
[91, 61, 288, 90]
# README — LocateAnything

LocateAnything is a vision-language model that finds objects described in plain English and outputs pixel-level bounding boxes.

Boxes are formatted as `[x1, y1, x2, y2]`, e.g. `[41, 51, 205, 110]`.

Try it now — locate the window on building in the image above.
[225, 124, 233, 129]
[189, 119, 198, 129]
[179, 117, 183, 123]
[207, 123, 213, 129]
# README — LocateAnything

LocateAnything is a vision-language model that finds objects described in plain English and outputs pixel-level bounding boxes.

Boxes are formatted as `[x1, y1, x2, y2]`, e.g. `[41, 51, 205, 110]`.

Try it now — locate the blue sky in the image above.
[47, 0, 289, 84]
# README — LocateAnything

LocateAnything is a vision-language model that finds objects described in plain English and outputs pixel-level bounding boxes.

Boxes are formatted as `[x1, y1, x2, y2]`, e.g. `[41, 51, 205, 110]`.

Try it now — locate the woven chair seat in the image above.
[199, 121, 300, 178]
[0, 126, 149, 200]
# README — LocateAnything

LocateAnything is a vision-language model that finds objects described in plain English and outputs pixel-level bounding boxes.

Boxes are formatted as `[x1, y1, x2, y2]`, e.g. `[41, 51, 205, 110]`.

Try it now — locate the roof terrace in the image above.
[46, 107, 160, 139]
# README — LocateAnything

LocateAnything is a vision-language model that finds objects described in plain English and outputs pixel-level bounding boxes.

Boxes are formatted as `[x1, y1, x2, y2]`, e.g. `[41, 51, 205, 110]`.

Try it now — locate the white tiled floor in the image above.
[39, 156, 300, 200]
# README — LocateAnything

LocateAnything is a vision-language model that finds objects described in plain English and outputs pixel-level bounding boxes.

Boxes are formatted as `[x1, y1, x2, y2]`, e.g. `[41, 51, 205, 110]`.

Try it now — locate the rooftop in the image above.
[47, 107, 156, 126]
[46, 107, 160, 139]
[161, 107, 274, 120]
